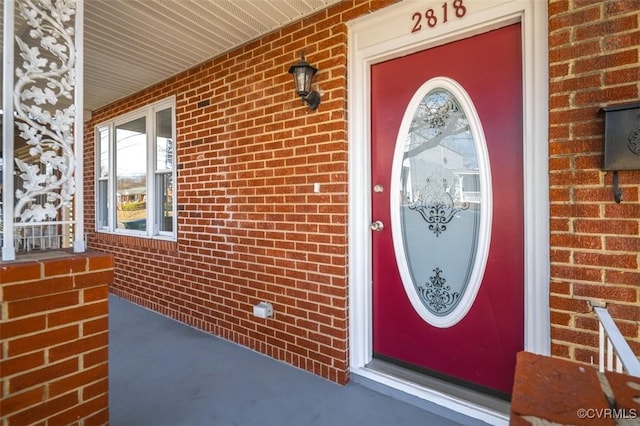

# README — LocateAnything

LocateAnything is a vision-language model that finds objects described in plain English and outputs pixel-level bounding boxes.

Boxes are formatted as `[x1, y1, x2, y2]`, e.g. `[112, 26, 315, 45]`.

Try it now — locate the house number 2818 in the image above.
[411, 0, 467, 33]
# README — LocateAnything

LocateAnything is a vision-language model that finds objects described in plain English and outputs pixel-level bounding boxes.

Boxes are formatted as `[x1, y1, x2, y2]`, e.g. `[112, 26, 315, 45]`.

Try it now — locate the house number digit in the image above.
[411, 0, 467, 33]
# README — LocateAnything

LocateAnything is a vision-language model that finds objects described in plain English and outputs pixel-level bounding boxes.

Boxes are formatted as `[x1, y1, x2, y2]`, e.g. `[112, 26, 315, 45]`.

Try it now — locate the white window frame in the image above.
[95, 96, 177, 241]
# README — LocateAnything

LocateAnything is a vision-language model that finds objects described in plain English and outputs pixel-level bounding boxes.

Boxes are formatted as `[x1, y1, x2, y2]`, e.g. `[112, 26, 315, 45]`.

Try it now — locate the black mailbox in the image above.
[599, 102, 640, 203]
[600, 102, 640, 171]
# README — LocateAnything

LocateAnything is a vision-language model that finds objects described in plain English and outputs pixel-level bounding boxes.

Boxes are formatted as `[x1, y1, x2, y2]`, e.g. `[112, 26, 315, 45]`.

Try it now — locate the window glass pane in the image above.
[116, 117, 147, 231]
[97, 179, 108, 228]
[391, 79, 492, 328]
[156, 172, 173, 233]
[98, 126, 109, 178]
[156, 108, 173, 171]
[399, 88, 480, 317]
[97, 126, 109, 228]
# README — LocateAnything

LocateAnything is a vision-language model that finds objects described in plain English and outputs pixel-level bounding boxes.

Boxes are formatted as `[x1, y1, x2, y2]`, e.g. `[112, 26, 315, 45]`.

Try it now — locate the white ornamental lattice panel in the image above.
[2, 0, 84, 260]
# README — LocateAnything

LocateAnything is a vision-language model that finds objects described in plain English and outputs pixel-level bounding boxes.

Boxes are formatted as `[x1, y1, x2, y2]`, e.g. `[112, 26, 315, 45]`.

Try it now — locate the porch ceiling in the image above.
[2, 0, 341, 113]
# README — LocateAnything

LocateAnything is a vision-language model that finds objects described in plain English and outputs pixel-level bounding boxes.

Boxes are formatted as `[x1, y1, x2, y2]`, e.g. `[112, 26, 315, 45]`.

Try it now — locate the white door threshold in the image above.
[351, 359, 510, 426]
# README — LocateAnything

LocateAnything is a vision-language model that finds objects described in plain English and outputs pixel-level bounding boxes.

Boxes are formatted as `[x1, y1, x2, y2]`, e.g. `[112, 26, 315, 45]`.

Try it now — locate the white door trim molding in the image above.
[347, 0, 549, 422]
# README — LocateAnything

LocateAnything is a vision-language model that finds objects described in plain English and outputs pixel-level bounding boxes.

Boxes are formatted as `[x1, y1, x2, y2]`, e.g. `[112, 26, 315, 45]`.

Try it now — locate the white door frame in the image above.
[347, 0, 549, 423]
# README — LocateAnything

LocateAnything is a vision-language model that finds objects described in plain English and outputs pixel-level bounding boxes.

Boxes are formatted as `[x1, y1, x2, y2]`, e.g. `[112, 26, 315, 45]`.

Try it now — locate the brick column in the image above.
[0, 251, 113, 426]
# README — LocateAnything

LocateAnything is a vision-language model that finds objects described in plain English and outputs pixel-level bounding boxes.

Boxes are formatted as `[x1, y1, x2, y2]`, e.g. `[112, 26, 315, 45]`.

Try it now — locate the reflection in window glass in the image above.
[399, 88, 480, 317]
[156, 108, 173, 171]
[99, 127, 109, 178]
[155, 173, 173, 233]
[116, 117, 147, 232]
[97, 127, 110, 228]
[155, 108, 173, 233]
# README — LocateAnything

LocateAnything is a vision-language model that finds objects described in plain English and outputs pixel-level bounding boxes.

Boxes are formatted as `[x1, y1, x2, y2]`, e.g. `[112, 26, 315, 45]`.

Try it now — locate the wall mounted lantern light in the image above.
[288, 52, 320, 110]
[599, 102, 640, 203]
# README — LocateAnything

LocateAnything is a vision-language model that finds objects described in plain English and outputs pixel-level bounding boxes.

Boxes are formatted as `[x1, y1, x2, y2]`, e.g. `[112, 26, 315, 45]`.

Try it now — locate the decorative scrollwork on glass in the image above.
[408, 177, 469, 236]
[394, 78, 489, 327]
[422, 91, 453, 129]
[13, 0, 77, 222]
[405, 90, 469, 159]
[418, 268, 459, 313]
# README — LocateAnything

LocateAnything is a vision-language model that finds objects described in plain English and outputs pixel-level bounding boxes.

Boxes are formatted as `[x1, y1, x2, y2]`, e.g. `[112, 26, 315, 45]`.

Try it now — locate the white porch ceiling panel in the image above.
[2, 0, 341, 112]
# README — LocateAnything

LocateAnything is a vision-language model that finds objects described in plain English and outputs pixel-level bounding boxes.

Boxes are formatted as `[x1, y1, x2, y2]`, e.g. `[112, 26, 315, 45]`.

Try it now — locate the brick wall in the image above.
[85, 0, 395, 385]
[548, 0, 640, 364]
[83, 0, 638, 385]
[0, 251, 113, 426]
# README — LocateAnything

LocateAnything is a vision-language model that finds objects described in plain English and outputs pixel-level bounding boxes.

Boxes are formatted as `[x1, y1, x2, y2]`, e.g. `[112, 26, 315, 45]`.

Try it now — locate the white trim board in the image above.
[346, 0, 549, 423]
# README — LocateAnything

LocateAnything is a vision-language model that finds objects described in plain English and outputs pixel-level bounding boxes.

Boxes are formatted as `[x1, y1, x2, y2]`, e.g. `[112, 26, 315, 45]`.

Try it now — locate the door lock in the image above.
[370, 220, 384, 231]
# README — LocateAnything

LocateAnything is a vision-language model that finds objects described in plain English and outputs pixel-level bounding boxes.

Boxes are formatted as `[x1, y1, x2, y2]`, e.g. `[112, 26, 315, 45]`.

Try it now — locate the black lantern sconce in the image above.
[599, 102, 640, 203]
[288, 52, 321, 110]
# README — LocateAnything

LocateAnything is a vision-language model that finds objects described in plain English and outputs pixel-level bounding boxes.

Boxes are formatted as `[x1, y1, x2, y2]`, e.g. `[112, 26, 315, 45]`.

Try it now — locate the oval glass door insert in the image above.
[390, 77, 492, 328]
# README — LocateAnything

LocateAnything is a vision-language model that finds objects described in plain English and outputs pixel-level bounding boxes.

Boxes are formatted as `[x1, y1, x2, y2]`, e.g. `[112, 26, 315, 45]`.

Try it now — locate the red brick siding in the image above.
[84, 0, 395, 384]
[0, 252, 113, 426]
[548, 0, 640, 364]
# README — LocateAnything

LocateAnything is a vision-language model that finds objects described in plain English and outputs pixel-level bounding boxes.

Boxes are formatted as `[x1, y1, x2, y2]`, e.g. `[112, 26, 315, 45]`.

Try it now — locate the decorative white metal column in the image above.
[2, 0, 84, 261]
[2, 0, 17, 261]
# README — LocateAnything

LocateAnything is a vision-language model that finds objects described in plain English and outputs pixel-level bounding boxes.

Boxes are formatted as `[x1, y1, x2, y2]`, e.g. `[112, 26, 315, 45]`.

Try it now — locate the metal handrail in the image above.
[593, 306, 640, 377]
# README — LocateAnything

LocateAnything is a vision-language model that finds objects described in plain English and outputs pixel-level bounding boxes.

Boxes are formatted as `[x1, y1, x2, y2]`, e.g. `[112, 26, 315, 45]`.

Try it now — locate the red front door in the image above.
[371, 24, 524, 396]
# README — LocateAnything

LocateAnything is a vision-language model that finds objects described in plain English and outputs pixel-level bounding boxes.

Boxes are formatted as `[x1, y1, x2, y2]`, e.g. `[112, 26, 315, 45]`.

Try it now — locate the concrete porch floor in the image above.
[108, 295, 489, 426]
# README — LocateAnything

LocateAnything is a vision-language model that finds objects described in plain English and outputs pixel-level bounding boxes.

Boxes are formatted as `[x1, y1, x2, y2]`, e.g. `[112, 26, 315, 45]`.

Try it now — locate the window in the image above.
[95, 97, 176, 239]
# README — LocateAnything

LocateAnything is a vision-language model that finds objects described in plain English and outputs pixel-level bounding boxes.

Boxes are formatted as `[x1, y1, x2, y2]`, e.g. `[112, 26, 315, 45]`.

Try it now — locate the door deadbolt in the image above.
[370, 220, 384, 231]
